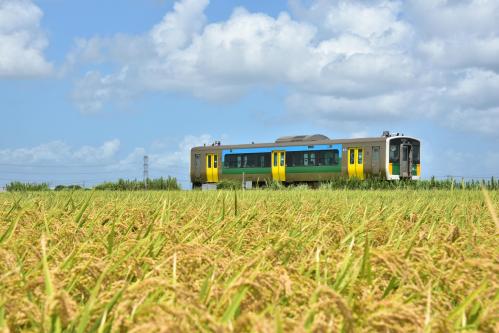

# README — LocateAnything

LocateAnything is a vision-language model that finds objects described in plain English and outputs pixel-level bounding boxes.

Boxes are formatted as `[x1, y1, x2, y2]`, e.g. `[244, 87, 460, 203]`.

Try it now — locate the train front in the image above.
[386, 136, 421, 180]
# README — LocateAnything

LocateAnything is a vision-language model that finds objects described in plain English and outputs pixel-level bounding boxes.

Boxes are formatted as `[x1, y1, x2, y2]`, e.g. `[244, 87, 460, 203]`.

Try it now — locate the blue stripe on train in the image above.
[222, 144, 343, 161]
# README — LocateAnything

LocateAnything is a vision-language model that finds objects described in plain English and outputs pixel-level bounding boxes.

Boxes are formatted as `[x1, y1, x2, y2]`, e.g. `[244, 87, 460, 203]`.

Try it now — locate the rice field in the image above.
[0, 189, 498, 332]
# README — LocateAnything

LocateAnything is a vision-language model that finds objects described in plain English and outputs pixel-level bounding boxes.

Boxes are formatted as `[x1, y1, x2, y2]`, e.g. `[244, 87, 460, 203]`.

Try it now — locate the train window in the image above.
[283, 150, 340, 167]
[323, 150, 339, 166]
[323, 151, 332, 166]
[310, 153, 316, 166]
[225, 154, 236, 168]
[402, 147, 408, 162]
[372, 147, 379, 161]
[412, 145, 420, 164]
[224, 153, 271, 168]
[280, 153, 285, 166]
[214, 155, 218, 168]
[207, 155, 212, 168]
[358, 150, 363, 164]
[274, 153, 278, 167]
[389, 145, 399, 163]
[350, 150, 355, 164]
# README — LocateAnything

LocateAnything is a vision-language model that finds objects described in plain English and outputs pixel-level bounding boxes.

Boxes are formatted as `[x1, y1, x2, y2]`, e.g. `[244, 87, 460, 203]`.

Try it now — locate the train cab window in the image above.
[358, 150, 363, 164]
[412, 145, 420, 164]
[389, 145, 399, 163]
[214, 155, 218, 168]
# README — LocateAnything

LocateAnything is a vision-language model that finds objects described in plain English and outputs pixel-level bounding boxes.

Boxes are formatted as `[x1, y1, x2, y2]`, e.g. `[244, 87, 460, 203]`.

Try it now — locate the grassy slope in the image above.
[0, 190, 498, 332]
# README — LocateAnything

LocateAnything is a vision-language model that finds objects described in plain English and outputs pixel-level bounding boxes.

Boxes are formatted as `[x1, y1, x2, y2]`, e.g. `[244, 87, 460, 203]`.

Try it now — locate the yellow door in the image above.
[206, 154, 219, 183]
[212, 154, 219, 182]
[348, 148, 356, 179]
[206, 154, 213, 182]
[271, 151, 286, 181]
[356, 148, 364, 180]
[348, 148, 364, 180]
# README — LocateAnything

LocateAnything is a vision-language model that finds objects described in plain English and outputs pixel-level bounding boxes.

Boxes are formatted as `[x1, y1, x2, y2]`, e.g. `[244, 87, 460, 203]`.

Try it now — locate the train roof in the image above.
[192, 135, 421, 151]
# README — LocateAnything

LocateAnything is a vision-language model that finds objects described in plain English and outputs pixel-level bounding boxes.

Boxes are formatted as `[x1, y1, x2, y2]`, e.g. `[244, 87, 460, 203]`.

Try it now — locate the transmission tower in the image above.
[143, 155, 149, 189]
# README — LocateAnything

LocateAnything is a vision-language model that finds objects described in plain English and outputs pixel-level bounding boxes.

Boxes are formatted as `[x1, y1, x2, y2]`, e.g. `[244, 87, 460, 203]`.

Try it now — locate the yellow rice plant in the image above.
[0, 189, 498, 332]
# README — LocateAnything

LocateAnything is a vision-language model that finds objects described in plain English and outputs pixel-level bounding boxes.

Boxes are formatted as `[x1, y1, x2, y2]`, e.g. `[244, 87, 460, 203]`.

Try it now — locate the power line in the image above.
[431, 175, 499, 179]
[0, 162, 137, 168]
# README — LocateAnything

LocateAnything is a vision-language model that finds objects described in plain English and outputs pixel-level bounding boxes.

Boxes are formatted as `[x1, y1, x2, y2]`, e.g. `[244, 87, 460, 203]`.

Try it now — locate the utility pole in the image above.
[143, 155, 149, 189]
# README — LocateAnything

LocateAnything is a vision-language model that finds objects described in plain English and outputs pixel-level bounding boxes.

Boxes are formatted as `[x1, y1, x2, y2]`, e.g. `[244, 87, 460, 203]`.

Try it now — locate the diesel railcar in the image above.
[190, 132, 420, 188]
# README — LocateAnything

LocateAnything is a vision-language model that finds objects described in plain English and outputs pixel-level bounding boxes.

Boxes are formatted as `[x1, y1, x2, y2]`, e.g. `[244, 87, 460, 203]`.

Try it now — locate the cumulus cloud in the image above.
[0, 139, 121, 165]
[149, 134, 214, 168]
[151, 0, 209, 56]
[67, 0, 499, 136]
[0, 135, 213, 186]
[71, 67, 134, 113]
[0, 0, 52, 77]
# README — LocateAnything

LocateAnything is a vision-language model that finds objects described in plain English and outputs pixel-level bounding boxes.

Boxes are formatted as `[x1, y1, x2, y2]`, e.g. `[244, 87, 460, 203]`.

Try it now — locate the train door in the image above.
[206, 153, 219, 183]
[400, 144, 412, 178]
[271, 151, 286, 182]
[372, 146, 380, 176]
[348, 148, 364, 179]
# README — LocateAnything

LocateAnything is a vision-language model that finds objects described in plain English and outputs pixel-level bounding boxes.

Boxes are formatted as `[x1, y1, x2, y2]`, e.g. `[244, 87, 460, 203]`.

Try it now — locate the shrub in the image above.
[94, 177, 181, 191]
[54, 185, 83, 191]
[6, 181, 50, 192]
[216, 179, 242, 190]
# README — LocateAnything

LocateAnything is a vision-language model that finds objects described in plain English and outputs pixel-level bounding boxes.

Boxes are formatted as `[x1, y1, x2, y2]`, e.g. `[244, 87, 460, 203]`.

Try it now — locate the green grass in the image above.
[0, 190, 497, 332]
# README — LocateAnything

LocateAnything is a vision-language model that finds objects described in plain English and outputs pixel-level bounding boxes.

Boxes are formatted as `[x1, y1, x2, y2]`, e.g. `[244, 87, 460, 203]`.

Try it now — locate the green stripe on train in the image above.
[392, 163, 400, 175]
[286, 165, 341, 174]
[221, 165, 341, 175]
[392, 163, 418, 176]
[222, 167, 271, 175]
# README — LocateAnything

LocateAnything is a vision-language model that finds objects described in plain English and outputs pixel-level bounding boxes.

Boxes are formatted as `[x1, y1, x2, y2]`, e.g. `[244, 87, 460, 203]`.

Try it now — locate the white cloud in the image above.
[151, 0, 209, 56]
[0, 135, 213, 186]
[149, 134, 214, 168]
[66, 0, 499, 137]
[286, 91, 412, 127]
[115, 134, 214, 171]
[405, 0, 499, 38]
[447, 69, 499, 110]
[71, 67, 134, 113]
[0, 0, 52, 77]
[0, 139, 120, 165]
[407, 0, 499, 72]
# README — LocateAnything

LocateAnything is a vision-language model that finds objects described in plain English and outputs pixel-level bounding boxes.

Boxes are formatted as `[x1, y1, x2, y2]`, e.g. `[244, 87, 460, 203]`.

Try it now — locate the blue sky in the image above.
[1, 0, 499, 188]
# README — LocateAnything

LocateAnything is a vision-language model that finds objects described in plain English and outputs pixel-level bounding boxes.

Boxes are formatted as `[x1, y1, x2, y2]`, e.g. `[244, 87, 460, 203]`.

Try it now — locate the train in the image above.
[190, 132, 420, 188]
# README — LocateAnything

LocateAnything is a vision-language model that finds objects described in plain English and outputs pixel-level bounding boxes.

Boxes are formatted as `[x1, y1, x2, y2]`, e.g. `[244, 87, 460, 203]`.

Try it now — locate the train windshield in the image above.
[389, 138, 420, 160]
[389, 137, 421, 178]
